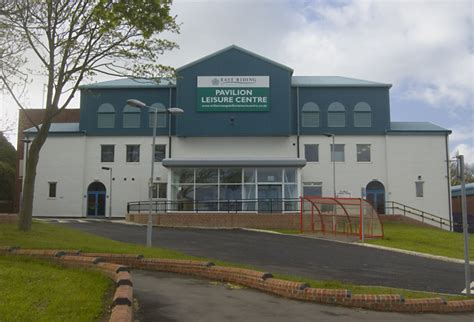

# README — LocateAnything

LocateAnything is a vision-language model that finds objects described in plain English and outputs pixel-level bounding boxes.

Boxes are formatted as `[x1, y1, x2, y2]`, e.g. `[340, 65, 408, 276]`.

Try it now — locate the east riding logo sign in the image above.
[197, 76, 270, 112]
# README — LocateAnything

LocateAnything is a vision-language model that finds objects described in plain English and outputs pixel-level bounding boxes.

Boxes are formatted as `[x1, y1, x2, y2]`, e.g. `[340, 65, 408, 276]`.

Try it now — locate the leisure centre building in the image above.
[22, 45, 452, 224]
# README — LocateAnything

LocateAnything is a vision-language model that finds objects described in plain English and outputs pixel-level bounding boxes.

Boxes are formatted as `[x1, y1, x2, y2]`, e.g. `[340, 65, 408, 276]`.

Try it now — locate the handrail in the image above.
[385, 200, 451, 229]
[127, 198, 301, 214]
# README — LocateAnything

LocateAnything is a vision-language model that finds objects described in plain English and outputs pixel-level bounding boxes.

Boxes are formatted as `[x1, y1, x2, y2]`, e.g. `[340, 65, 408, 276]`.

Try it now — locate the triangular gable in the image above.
[177, 45, 293, 73]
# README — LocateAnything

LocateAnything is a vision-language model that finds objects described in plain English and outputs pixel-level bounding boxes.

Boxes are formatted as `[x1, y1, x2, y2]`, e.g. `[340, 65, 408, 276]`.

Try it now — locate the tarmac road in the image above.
[59, 221, 472, 295]
[133, 270, 474, 322]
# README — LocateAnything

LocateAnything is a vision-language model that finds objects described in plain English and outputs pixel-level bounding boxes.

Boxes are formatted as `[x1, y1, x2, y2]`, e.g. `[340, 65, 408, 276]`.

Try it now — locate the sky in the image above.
[0, 0, 473, 163]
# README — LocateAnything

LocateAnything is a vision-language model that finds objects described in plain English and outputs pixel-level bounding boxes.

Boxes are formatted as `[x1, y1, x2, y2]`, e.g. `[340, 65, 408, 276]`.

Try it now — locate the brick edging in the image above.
[2, 247, 474, 314]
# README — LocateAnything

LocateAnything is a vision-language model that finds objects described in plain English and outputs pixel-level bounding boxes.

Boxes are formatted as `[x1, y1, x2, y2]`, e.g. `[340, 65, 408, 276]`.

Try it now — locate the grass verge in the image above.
[367, 222, 474, 260]
[0, 221, 470, 301]
[0, 254, 113, 322]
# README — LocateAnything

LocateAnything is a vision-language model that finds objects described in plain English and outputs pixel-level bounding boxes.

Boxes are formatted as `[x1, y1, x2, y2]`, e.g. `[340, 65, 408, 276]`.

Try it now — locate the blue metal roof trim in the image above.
[162, 158, 307, 168]
[24, 122, 83, 134]
[292, 76, 391, 88]
[79, 78, 176, 89]
[388, 122, 451, 133]
[177, 45, 294, 72]
[451, 183, 474, 197]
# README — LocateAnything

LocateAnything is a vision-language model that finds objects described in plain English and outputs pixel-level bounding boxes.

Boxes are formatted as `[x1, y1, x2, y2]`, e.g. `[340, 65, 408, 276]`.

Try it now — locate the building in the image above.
[23, 45, 452, 223]
[451, 183, 474, 232]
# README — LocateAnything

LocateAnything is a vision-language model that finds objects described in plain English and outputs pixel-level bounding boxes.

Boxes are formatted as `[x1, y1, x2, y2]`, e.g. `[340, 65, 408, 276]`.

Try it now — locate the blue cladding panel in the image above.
[176, 47, 292, 136]
[296, 87, 391, 135]
[79, 87, 175, 136]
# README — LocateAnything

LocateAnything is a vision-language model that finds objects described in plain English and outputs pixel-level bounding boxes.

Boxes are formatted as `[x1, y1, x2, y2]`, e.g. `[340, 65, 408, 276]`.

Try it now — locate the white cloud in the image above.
[280, 0, 473, 110]
[451, 126, 474, 143]
[451, 143, 474, 165]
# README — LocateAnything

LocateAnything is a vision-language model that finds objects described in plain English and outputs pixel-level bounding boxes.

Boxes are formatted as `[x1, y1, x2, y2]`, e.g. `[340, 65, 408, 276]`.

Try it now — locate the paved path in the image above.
[58, 221, 472, 294]
[133, 270, 474, 322]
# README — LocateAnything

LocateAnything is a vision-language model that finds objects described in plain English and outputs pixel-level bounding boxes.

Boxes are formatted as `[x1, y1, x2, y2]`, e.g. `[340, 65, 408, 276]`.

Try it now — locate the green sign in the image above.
[197, 76, 269, 112]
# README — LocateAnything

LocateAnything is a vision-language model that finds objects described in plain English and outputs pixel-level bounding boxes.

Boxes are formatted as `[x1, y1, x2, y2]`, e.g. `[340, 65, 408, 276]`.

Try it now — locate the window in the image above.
[152, 183, 167, 199]
[48, 182, 57, 198]
[101, 145, 114, 162]
[305, 144, 319, 162]
[301, 102, 320, 127]
[303, 182, 322, 197]
[415, 181, 424, 198]
[97, 103, 115, 128]
[356, 144, 371, 162]
[149, 103, 167, 128]
[123, 104, 141, 128]
[126, 145, 140, 162]
[354, 102, 372, 127]
[154, 145, 166, 162]
[328, 102, 346, 127]
[330, 144, 345, 162]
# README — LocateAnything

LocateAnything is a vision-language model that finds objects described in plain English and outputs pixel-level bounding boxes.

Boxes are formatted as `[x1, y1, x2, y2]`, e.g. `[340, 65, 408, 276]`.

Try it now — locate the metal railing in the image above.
[127, 198, 301, 214]
[385, 201, 451, 230]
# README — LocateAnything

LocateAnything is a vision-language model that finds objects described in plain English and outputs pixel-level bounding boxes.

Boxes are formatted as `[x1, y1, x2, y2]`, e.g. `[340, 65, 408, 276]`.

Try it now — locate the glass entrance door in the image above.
[258, 184, 282, 212]
[87, 191, 106, 216]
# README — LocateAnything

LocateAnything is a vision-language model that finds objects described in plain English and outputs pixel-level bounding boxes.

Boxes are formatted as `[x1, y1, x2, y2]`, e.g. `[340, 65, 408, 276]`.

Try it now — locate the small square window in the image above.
[152, 183, 168, 199]
[154, 145, 166, 162]
[357, 144, 371, 162]
[305, 144, 319, 162]
[101, 145, 115, 162]
[126, 145, 140, 162]
[48, 182, 57, 198]
[330, 144, 345, 162]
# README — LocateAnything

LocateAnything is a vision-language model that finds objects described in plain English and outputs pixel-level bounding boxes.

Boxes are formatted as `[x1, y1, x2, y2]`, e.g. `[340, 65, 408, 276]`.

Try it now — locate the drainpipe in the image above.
[445, 133, 453, 231]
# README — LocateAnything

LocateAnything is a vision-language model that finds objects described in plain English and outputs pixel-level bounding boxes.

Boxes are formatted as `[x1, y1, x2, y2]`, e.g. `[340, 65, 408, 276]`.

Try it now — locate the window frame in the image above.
[126, 144, 140, 163]
[304, 144, 319, 162]
[154, 144, 167, 162]
[415, 181, 424, 198]
[97, 103, 115, 129]
[149, 103, 167, 128]
[356, 144, 371, 162]
[330, 144, 345, 162]
[152, 182, 168, 199]
[48, 182, 57, 198]
[123, 104, 141, 128]
[327, 102, 346, 128]
[354, 102, 372, 128]
[100, 144, 115, 163]
[301, 102, 320, 128]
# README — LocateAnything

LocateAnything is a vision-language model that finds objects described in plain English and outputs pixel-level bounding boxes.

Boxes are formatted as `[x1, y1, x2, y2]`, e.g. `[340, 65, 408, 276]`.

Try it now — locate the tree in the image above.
[0, 0, 179, 231]
[451, 161, 474, 186]
[0, 131, 16, 201]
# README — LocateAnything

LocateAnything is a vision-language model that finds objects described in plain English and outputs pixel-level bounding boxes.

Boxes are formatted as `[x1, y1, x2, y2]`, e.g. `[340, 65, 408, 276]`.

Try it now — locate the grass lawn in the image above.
[367, 222, 474, 260]
[0, 255, 113, 322]
[0, 221, 470, 301]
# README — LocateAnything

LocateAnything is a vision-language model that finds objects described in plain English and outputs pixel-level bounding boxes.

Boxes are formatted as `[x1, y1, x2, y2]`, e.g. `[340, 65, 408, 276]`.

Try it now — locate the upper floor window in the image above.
[354, 102, 372, 127]
[101, 145, 115, 162]
[330, 144, 345, 162]
[301, 102, 320, 127]
[154, 144, 166, 162]
[304, 144, 319, 162]
[126, 145, 140, 162]
[356, 144, 371, 162]
[97, 103, 115, 128]
[328, 102, 346, 127]
[149, 103, 167, 128]
[123, 104, 141, 128]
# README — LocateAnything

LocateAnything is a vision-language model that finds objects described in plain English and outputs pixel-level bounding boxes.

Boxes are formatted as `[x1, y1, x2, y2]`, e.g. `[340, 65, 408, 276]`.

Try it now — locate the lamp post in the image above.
[324, 133, 336, 197]
[126, 99, 184, 247]
[456, 155, 470, 296]
[101, 167, 113, 218]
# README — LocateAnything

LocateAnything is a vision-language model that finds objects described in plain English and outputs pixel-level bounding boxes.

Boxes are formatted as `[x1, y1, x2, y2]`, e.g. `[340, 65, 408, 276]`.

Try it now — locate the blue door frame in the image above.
[366, 189, 385, 214]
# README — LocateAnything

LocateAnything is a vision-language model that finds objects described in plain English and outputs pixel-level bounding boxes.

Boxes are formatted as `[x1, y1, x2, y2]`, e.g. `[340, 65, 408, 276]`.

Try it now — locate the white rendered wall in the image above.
[386, 134, 450, 219]
[32, 136, 86, 216]
[31, 133, 450, 220]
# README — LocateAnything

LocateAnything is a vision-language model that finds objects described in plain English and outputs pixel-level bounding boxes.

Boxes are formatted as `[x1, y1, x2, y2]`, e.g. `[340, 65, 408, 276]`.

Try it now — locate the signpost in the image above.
[197, 76, 269, 112]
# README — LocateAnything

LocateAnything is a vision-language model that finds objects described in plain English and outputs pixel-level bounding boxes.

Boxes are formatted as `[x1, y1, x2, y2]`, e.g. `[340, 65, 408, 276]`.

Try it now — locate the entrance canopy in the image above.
[162, 158, 307, 168]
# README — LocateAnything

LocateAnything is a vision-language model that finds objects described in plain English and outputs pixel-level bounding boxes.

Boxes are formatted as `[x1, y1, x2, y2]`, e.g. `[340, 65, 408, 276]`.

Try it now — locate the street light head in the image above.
[101, 167, 111, 170]
[167, 107, 184, 114]
[323, 133, 334, 138]
[126, 99, 147, 109]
